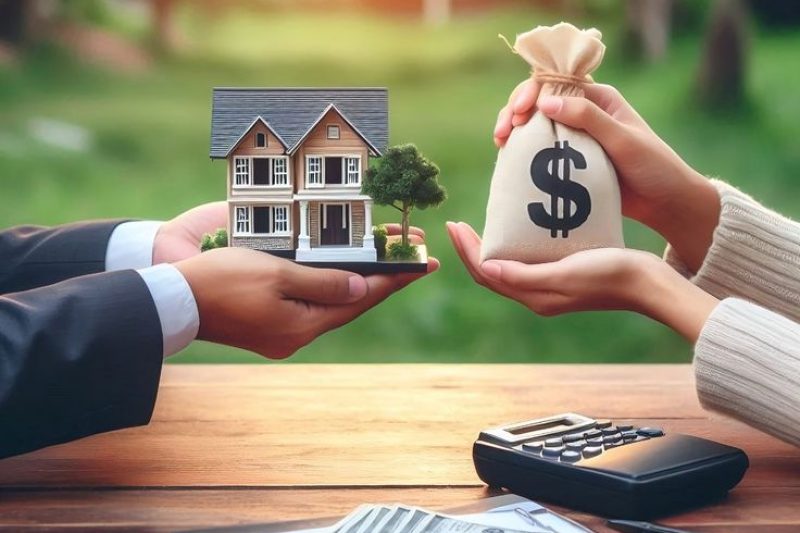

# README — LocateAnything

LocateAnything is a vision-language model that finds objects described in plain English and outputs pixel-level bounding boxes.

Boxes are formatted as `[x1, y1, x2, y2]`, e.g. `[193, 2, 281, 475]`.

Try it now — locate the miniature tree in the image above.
[200, 228, 228, 252]
[363, 144, 446, 252]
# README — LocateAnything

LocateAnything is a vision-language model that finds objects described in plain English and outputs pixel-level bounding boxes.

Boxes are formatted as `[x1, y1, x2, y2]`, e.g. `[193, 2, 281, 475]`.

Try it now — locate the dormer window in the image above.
[327, 125, 340, 140]
[255, 132, 267, 148]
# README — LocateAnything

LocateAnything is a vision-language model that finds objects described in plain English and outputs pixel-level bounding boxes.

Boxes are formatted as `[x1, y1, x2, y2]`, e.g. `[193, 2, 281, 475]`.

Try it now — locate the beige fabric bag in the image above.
[481, 22, 624, 264]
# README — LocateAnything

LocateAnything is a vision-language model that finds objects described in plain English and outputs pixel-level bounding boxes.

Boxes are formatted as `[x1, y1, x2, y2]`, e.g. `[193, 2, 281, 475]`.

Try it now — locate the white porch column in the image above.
[362, 199, 375, 249]
[298, 200, 310, 250]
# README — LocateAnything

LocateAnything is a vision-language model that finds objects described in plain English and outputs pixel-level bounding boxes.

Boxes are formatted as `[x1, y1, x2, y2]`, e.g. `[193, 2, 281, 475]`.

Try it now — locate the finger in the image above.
[480, 259, 559, 291]
[494, 104, 513, 147]
[278, 263, 368, 304]
[537, 95, 627, 152]
[511, 108, 534, 128]
[582, 83, 624, 112]
[447, 222, 492, 287]
[446, 223, 527, 302]
[510, 79, 540, 115]
[583, 83, 649, 128]
[383, 224, 425, 238]
[314, 259, 439, 332]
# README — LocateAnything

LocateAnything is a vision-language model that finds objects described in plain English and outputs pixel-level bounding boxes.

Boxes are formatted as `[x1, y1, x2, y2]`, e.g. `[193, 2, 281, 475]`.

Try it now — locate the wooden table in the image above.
[1, 365, 798, 532]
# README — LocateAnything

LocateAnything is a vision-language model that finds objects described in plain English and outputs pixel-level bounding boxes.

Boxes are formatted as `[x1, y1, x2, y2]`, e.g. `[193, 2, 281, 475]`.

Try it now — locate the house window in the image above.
[345, 157, 360, 185]
[253, 206, 271, 234]
[273, 206, 289, 233]
[253, 158, 270, 185]
[325, 156, 343, 184]
[255, 132, 267, 148]
[235, 206, 250, 234]
[236, 205, 290, 235]
[307, 156, 322, 186]
[234, 157, 250, 186]
[327, 125, 340, 140]
[272, 158, 288, 185]
[235, 157, 289, 187]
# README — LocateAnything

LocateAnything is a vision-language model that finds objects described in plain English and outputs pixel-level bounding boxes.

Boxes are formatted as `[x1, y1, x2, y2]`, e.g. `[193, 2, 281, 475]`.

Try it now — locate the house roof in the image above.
[210, 88, 388, 158]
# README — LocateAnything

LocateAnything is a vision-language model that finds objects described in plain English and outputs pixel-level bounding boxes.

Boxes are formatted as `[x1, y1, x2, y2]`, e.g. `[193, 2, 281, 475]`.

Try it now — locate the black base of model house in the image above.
[261, 250, 428, 275]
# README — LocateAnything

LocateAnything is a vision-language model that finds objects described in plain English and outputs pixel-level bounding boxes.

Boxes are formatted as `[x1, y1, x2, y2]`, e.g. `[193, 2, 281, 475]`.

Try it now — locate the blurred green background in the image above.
[1, 0, 798, 364]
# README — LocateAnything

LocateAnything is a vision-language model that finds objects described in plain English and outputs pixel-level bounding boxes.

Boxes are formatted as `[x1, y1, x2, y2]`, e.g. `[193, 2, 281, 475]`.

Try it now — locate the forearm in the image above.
[664, 180, 800, 323]
[0, 220, 128, 293]
[644, 169, 721, 274]
[0, 271, 164, 459]
[637, 262, 719, 343]
[694, 298, 800, 447]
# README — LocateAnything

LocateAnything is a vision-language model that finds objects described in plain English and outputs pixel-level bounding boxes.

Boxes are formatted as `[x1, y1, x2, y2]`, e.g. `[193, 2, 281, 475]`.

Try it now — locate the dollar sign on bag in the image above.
[528, 140, 592, 238]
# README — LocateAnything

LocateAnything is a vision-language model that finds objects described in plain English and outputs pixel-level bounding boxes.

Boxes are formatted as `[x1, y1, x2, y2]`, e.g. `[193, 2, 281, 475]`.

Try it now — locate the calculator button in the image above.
[562, 433, 584, 443]
[584, 429, 602, 439]
[522, 441, 543, 452]
[601, 426, 619, 436]
[621, 432, 638, 442]
[595, 419, 612, 429]
[560, 450, 581, 463]
[605, 441, 623, 449]
[637, 427, 665, 437]
[544, 437, 563, 447]
[542, 446, 565, 458]
[582, 446, 602, 458]
[565, 440, 587, 451]
[603, 434, 622, 445]
[617, 424, 633, 432]
[586, 437, 604, 447]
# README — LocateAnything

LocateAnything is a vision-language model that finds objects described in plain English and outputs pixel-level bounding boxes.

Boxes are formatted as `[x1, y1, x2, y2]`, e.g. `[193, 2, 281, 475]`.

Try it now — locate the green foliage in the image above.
[387, 241, 419, 261]
[363, 144, 447, 211]
[373, 224, 388, 259]
[200, 228, 228, 252]
[59, 0, 113, 25]
[364, 144, 446, 247]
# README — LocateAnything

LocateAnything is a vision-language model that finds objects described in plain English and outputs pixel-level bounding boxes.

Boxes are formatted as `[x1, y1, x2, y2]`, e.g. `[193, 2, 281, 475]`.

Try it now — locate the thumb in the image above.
[538, 95, 626, 152]
[279, 263, 368, 304]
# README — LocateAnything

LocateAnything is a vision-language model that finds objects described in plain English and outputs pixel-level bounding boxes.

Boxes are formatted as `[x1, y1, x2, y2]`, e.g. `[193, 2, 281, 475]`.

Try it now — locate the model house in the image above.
[209, 88, 388, 262]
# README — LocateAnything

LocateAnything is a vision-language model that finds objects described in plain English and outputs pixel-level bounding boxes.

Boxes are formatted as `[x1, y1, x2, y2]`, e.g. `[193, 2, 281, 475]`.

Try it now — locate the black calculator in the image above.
[473, 413, 748, 519]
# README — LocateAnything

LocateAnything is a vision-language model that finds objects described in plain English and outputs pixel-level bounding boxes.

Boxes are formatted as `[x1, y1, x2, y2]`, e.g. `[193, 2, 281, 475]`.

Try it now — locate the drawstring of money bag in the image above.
[498, 34, 594, 88]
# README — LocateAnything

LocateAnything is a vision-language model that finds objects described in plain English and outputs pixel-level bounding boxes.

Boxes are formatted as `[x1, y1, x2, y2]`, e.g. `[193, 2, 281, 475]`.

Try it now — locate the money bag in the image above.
[480, 22, 624, 264]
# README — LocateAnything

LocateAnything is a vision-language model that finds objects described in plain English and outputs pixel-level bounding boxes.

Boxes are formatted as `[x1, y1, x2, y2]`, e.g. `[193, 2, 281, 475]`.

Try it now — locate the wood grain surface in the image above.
[1, 364, 798, 532]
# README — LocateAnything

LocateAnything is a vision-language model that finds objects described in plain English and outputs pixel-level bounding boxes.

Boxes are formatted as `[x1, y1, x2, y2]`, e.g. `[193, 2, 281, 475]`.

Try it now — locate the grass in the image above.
[1, 6, 799, 364]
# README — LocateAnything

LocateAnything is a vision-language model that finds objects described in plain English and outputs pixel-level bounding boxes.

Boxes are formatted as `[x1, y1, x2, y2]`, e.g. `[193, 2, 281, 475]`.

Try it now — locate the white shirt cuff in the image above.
[105, 221, 163, 271]
[136, 263, 199, 357]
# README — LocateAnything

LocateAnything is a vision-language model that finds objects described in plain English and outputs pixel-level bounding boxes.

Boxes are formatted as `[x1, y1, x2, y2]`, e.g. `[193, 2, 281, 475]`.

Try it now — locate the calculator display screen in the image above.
[507, 419, 572, 435]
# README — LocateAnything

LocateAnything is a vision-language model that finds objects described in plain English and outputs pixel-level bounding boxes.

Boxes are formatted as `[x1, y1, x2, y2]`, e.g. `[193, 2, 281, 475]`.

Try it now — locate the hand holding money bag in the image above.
[481, 22, 624, 263]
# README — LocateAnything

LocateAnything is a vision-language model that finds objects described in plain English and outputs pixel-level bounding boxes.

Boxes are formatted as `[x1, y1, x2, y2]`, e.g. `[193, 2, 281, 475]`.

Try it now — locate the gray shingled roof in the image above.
[210, 88, 388, 158]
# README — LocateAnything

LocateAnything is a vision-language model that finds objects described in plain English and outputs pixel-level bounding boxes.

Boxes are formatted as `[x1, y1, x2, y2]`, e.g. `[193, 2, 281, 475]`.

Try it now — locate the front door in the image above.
[321, 204, 349, 246]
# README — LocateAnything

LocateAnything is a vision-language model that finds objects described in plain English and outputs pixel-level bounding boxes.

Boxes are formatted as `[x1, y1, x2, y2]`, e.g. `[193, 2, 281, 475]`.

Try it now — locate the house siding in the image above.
[351, 201, 365, 247]
[295, 108, 370, 192]
[223, 103, 376, 256]
[228, 122, 292, 199]
[309, 201, 320, 248]
[231, 123, 285, 157]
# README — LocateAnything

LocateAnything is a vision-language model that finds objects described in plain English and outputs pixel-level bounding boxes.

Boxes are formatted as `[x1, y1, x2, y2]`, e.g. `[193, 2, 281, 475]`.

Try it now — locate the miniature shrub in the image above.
[373, 224, 388, 259]
[387, 241, 418, 261]
[200, 228, 228, 252]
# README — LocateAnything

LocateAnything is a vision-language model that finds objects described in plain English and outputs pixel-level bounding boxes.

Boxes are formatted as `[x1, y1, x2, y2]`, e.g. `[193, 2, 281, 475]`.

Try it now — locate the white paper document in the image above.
[281, 495, 593, 533]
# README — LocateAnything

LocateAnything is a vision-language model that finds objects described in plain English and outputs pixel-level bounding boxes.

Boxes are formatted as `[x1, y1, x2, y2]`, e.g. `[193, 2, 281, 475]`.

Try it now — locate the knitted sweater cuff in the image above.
[695, 298, 800, 447]
[664, 179, 800, 323]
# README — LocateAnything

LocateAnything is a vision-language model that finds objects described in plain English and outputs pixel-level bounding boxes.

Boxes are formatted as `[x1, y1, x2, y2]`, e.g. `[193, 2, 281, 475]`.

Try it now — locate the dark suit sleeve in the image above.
[0, 269, 163, 459]
[0, 220, 129, 294]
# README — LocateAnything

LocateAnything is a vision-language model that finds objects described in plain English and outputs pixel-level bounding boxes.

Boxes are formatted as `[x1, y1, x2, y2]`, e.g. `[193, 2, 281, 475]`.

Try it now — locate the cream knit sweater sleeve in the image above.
[664, 180, 800, 446]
